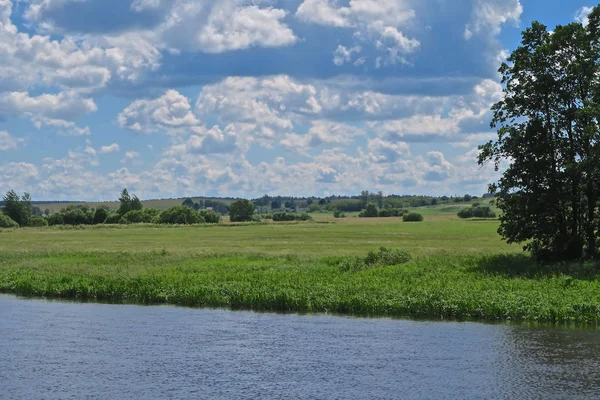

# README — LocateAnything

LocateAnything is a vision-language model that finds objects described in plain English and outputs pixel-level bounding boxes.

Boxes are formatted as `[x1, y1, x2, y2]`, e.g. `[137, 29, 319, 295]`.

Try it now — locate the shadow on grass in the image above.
[475, 253, 600, 280]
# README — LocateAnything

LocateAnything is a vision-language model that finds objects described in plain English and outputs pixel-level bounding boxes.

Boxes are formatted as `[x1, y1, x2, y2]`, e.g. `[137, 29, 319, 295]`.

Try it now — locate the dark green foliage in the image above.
[333, 210, 345, 218]
[338, 247, 412, 272]
[2, 190, 32, 226]
[62, 207, 93, 225]
[104, 212, 122, 224]
[359, 203, 379, 218]
[47, 213, 65, 226]
[117, 189, 143, 216]
[377, 208, 405, 218]
[272, 213, 313, 222]
[457, 206, 497, 219]
[229, 200, 255, 222]
[403, 213, 424, 222]
[0, 214, 19, 228]
[28, 216, 48, 227]
[329, 199, 363, 212]
[478, 9, 600, 261]
[119, 210, 152, 224]
[198, 209, 221, 224]
[93, 208, 109, 225]
[157, 206, 205, 225]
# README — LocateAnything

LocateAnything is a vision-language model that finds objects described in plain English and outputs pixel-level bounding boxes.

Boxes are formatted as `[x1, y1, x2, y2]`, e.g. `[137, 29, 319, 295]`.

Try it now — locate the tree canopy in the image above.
[479, 7, 600, 260]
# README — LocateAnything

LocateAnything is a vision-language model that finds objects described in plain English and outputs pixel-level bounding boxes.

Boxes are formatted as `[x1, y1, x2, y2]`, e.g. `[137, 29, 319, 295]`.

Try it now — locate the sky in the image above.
[0, 0, 595, 201]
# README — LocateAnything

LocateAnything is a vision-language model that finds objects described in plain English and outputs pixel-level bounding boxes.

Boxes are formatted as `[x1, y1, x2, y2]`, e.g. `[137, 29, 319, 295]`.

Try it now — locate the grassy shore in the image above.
[1, 217, 599, 324]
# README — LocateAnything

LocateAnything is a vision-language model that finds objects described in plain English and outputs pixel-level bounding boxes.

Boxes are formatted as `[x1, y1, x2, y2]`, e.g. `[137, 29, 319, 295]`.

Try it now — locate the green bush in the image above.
[104, 212, 122, 224]
[93, 208, 109, 224]
[333, 210, 346, 218]
[272, 212, 313, 222]
[403, 213, 424, 222]
[119, 210, 150, 224]
[338, 247, 412, 272]
[47, 213, 64, 226]
[157, 206, 205, 225]
[359, 203, 379, 218]
[229, 200, 255, 222]
[62, 208, 93, 225]
[28, 216, 48, 227]
[198, 209, 221, 224]
[457, 206, 496, 219]
[0, 214, 19, 228]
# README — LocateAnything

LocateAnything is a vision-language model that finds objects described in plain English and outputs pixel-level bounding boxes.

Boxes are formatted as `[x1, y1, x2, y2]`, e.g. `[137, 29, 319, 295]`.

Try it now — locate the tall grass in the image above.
[1, 249, 600, 324]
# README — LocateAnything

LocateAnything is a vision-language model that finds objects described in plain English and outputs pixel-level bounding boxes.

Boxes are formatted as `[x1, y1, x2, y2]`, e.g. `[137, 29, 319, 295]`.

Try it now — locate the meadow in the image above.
[2, 213, 600, 324]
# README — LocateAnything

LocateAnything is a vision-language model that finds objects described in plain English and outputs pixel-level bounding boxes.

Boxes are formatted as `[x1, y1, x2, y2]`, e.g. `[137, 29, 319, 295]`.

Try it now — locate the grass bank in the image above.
[1, 219, 599, 324]
[1, 249, 599, 324]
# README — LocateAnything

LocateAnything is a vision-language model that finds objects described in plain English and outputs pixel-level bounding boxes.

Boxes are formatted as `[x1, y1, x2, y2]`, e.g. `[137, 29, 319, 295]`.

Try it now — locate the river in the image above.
[1, 294, 600, 399]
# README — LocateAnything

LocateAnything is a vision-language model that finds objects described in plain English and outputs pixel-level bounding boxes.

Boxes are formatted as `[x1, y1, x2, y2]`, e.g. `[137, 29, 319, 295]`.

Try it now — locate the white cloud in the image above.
[0, 131, 24, 151]
[281, 120, 365, 153]
[194, 5, 297, 53]
[118, 90, 200, 134]
[297, 0, 419, 66]
[121, 151, 141, 164]
[99, 143, 120, 154]
[366, 138, 410, 163]
[575, 6, 593, 26]
[465, 0, 522, 39]
[333, 45, 361, 66]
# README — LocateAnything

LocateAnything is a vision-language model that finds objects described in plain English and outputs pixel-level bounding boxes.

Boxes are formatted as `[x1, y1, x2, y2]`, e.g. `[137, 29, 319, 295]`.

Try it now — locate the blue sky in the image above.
[0, 0, 595, 201]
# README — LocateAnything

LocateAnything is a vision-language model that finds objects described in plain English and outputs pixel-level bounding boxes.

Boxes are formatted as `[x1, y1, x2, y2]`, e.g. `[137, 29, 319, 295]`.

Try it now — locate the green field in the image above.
[2, 214, 600, 324]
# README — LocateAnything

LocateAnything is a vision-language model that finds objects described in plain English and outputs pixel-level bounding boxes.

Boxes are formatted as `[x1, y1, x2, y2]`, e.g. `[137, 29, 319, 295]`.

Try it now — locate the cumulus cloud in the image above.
[464, 0, 522, 39]
[99, 143, 121, 154]
[297, 0, 419, 65]
[0, 131, 24, 150]
[575, 6, 593, 27]
[118, 90, 200, 134]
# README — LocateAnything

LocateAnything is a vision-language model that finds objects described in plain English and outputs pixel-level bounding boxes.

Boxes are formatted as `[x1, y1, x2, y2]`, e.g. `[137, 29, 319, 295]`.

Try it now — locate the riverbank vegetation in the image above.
[1, 218, 599, 324]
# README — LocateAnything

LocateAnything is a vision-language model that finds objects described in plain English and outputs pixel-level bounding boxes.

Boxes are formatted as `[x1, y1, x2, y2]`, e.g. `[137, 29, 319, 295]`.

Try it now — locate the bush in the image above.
[272, 212, 313, 222]
[359, 203, 379, 218]
[338, 247, 412, 272]
[457, 206, 496, 219]
[62, 208, 93, 225]
[403, 213, 424, 222]
[229, 199, 255, 222]
[104, 212, 122, 224]
[333, 210, 346, 218]
[47, 213, 64, 226]
[28, 216, 48, 227]
[198, 209, 221, 224]
[93, 208, 109, 224]
[157, 206, 205, 225]
[0, 214, 19, 228]
[119, 210, 149, 224]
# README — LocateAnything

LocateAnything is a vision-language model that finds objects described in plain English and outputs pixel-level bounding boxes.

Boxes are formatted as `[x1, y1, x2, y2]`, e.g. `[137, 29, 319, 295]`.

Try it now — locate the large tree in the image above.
[479, 8, 600, 260]
[229, 199, 255, 222]
[2, 190, 32, 226]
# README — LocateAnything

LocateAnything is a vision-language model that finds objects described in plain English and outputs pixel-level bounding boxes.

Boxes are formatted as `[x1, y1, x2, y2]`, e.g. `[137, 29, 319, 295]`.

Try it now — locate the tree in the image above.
[271, 199, 281, 209]
[93, 207, 109, 224]
[182, 198, 195, 208]
[118, 189, 132, 216]
[2, 190, 32, 226]
[376, 191, 384, 208]
[359, 203, 379, 218]
[306, 198, 313, 205]
[229, 199, 255, 222]
[360, 190, 370, 207]
[479, 9, 600, 260]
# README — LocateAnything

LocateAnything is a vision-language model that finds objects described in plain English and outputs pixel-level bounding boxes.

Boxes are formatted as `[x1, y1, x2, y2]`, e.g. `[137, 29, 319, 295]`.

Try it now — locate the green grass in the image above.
[1, 217, 600, 324]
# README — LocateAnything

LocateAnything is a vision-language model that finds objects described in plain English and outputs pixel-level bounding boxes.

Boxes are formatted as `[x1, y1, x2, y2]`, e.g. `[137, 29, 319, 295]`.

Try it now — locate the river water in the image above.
[1, 294, 600, 399]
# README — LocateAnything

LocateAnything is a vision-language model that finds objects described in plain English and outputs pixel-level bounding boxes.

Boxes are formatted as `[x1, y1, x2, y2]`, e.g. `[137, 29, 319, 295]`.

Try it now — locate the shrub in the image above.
[93, 208, 109, 224]
[157, 206, 205, 225]
[457, 206, 496, 219]
[47, 213, 64, 226]
[403, 213, 424, 222]
[28, 216, 48, 227]
[359, 203, 379, 218]
[272, 212, 313, 222]
[104, 212, 122, 224]
[0, 214, 19, 228]
[62, 208, 92, 225]
[119, 210, 148, 224]
[198, 209, 221, 224]
[339, 247, 412, 272]
[229, 199, 255, 222]
[333, 210, 346, 218]
[262, 214, 273, 220]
